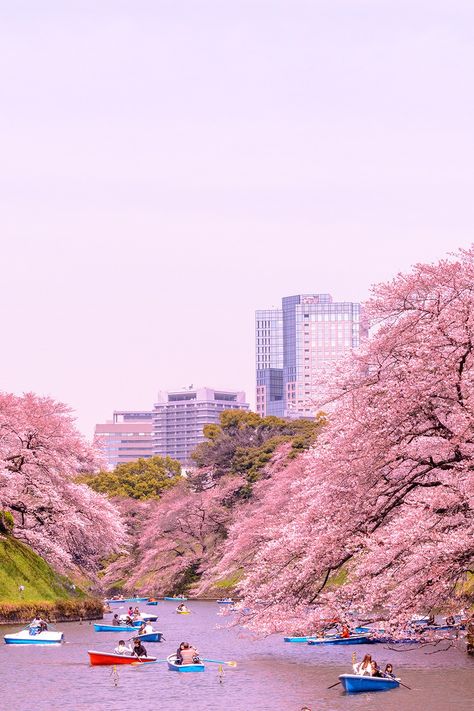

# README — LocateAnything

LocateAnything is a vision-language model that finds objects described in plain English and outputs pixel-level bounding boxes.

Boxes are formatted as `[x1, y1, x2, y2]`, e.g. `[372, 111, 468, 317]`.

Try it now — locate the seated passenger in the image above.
[352, 653, 372, 675]
[370, 661, 382, 677]
[383, 663, 396, 679]
[114, 640, 131, 655]
[176, 642, 185, 664]
[112, 614, 121, 626]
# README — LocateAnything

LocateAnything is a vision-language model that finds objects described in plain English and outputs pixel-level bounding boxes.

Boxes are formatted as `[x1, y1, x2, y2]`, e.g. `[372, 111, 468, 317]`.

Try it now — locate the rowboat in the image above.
[216, 599, 234, 605]
[339, 674, 400, 692]
[167, 654, 205, 672]
[308, 634, 373, 645]
[164, 596, 187, 601]
[119, 614, 158, 625]
[147, 601, 159, 606]
[137, 632, 162, 643]
[88, 650, 157, 666]
[106, 597, 149, 604]
[4, 628, 64, 645]
[94, 624, 138, 633]
[284, 636, 314, 643]
[176, 610, 191, 615]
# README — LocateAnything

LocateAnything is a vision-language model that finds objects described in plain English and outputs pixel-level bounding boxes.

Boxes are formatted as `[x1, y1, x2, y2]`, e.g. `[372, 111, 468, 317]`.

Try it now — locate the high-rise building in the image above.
[94, 411, 154, 469]
[95, 387, 250, 469]
[152, 387, 249, 464]
[256, 294, 366, 417]
[255, 309, 284, 417]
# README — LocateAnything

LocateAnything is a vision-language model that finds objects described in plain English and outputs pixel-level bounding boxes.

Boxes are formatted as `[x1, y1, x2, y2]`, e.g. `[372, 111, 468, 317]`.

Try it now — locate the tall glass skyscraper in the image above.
[256, 294, 366, 417]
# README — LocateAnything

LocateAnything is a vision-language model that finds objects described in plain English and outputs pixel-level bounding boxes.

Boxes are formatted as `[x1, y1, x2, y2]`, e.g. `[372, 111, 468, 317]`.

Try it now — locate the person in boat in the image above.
[142, 621, 154, 635]
[428, 614, 435, 626]
[370, 660, 383, 677]
[176, 641, 185, 664]
[177, 602, 189, 612]
[383, 663, 396, 679]
[114, 640, 132, 656]
[352, 653, 372, 675]
[133, 606, 141, 617]
[112, 614, 121, 626]
[132, 638, 147, 658]
[138, 622, 147, 635]
[340, 624, 351, 638]
[179, 642, 199, 665]
[446, 615, 455, 626]
[127, 606, 134, 616]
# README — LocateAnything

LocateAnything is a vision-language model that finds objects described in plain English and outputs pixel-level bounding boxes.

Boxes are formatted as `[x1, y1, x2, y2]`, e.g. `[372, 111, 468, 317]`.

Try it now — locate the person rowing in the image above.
[132, 638, 147, 658]
[179, 642, 199, 665]
[177, 602, 189, 613]
[383, 663, 396, 679]
[139, 621, 154, 635]
[112, 613, 121, 626]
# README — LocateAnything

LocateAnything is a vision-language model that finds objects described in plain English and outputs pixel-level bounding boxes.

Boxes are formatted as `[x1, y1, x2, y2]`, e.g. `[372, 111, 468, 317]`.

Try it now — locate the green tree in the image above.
[79, 456, 182, 500]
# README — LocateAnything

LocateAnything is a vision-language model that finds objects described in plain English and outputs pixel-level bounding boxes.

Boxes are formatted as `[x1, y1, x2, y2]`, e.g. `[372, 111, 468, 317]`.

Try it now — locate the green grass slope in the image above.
[0, 535, 82, 602]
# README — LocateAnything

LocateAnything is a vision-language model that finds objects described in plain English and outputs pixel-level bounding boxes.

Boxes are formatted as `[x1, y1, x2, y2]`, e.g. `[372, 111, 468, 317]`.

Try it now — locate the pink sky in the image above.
[1, 1, 474, 437]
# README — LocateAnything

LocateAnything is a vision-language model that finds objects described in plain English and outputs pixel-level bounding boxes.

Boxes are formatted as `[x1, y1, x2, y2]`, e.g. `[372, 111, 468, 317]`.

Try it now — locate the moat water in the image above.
[1, 601, 473, 710]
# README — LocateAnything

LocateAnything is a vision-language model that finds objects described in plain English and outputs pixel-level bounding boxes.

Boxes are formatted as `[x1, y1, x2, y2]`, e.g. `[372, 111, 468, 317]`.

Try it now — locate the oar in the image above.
[327, 681, 341, 689]
[201, 658, 237, 667]
[399, 681, 412, 690]
[131, 658, 167, 666]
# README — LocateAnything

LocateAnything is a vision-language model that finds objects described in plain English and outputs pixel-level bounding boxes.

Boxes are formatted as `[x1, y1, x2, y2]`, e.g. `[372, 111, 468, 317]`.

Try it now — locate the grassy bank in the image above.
[0, 535, 103, 624]
[0, 535, 81, 602]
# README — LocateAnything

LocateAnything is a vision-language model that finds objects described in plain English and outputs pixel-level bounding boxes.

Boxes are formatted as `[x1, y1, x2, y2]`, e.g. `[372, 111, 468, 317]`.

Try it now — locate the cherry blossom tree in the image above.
[0, 392, 125, 572]
[210, 248, 474, 634]
[105, 474, 244, 595]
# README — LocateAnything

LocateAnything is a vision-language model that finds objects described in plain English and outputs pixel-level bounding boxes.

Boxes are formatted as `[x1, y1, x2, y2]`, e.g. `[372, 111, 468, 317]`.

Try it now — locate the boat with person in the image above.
[94, 624, 138, 633]
[4, 628, 64, 645]
[88, 650, 157, 666]
[167, 654, 205, 672]
[308, 633, 373, 645]
[338, 673, 400, 692]
[164, 596, 187, 601]
[137, 631, 163, 643]
[284, 636, 315, 643]
[106, 597, 149, 604]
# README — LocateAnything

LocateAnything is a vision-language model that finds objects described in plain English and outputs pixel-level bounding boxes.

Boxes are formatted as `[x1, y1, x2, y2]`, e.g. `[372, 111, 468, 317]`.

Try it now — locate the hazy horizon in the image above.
[1, 1, 474, 438]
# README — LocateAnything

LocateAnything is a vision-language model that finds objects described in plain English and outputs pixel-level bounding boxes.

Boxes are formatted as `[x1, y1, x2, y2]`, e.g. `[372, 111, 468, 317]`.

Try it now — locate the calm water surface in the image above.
[1, 601, 473, 711]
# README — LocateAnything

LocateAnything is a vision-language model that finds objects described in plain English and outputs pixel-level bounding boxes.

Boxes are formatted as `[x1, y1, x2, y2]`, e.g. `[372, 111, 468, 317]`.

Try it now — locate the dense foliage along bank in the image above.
[204, 248, 474, 635]
[101, 412, 324, 596]
[0, 392, 125, 574]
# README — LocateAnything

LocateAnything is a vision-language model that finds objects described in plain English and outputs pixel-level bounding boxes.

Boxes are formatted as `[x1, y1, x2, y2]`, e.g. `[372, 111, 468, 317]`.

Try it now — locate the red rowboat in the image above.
[88, 650, 157, 666]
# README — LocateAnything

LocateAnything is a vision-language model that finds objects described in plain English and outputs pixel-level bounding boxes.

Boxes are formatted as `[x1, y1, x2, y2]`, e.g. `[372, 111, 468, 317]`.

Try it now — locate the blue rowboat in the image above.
[106, 598, 149, 604]
[94, 624, 138, 633]
[308, 634, 373, 645]
[131, 616, 158, 626]
[164, 596, 187, 601]
[4, 628, 64, 645]
[167, 654, 205, 672]
[216, 600, 234, 605]
[137, 632, 162, 643]
[146, 601, 159, 606]
[339, 674, 400, 693]
[284, 636, 314, 643]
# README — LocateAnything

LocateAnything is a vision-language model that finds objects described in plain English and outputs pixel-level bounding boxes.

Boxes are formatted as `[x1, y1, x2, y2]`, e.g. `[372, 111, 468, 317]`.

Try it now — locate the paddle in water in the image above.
[201, 658, 237, 667]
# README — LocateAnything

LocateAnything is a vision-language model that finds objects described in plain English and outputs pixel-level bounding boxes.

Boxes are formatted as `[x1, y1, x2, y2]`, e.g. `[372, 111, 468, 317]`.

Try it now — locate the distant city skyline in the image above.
[1, 2, 474, 438]
[96, 386, 249, 467]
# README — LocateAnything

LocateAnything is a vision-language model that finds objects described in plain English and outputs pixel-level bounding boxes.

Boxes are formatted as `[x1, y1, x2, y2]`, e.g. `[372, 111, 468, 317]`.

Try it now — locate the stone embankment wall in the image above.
[0, 598, 103, 625]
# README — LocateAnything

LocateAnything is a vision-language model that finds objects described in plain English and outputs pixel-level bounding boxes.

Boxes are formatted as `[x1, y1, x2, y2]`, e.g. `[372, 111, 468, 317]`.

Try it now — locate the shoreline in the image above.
[0, 598, 104, 626]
